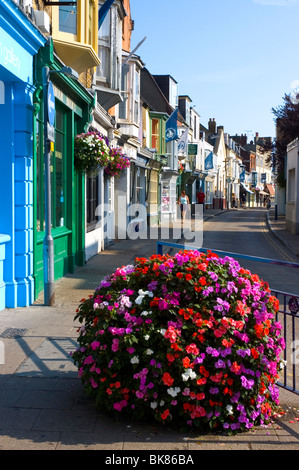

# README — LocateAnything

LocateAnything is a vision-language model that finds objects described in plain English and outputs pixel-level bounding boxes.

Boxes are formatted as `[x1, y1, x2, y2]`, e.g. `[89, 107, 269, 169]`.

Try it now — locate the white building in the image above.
[286, 138, 299, 234]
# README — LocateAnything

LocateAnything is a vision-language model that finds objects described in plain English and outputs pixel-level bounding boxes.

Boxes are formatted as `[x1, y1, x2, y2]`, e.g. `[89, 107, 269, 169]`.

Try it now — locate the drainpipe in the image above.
[42, 66, 55, 306]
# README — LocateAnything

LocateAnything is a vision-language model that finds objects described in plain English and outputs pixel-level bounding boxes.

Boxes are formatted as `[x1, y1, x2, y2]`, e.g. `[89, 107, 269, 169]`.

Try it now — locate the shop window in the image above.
[119, 63, 140, 123]
[134, 69, 140, 124]
[151, 119, 159, 150]
[35, 103, 68, 232]
[52, 107, 66, 228]
[97, 9, 111, 80]
[119, 64, 129, 119]
[288, 168, 295, 203]
[86, 176, 99, 230]
[59, 3, 77, 35]
[169, 79, 178, 108]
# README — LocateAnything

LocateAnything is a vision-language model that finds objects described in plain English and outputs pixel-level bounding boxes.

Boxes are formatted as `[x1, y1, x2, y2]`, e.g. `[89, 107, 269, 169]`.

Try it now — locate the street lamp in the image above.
[42, 65, 78, 306]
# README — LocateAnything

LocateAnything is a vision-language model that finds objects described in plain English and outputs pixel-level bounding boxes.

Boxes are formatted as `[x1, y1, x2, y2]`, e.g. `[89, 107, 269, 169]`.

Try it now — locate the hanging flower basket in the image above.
[74, 131, 110, 176]
[104, 147, 130, 178]
[72, 250, 285, 434]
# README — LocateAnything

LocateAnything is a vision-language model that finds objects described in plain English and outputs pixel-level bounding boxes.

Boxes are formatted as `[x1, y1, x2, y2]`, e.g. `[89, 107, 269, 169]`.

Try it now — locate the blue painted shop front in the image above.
[0, 0, 45, 309]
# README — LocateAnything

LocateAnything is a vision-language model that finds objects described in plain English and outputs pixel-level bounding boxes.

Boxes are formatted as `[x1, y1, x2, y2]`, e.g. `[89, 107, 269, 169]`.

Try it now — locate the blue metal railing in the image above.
[271, 289, 299, 395]
[157, 241, 299, 395]
[157, 241, 299, 269]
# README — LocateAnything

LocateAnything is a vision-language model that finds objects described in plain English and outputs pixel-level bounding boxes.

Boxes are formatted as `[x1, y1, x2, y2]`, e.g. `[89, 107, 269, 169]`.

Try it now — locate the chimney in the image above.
[240, 134, 247, 146]
[208, 118, 216, 134]
[255, 132, 259, 144]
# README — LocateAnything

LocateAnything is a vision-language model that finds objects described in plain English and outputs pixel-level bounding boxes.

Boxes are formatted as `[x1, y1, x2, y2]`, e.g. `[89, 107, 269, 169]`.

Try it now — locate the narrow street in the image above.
[201, 208, 299, 296]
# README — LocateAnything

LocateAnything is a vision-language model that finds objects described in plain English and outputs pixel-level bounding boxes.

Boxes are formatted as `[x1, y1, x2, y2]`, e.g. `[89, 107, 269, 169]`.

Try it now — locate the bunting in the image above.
[204, 151, 214, 170]
[177, 128, 189, 153]
[165, 108, 178, 142]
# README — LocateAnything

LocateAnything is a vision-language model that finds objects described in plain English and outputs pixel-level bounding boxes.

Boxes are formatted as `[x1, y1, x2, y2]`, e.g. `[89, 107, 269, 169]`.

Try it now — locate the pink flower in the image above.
[91, 341, 100, 350]
[186, 343, 199, 355]
[158, 298, 168, 310]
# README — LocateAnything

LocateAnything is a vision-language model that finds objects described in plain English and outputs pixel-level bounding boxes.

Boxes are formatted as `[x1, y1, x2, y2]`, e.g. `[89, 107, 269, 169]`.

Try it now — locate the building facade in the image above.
[0, 0, 46, 309]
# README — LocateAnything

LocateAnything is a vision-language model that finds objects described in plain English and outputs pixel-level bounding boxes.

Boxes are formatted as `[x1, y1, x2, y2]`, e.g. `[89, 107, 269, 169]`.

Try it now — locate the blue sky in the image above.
[130, 0, 299, 140]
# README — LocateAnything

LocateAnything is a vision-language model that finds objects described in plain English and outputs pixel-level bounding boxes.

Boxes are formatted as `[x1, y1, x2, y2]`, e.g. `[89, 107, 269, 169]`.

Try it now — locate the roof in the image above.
[140, 68, 173, 115]
[140, 68, 185, 123]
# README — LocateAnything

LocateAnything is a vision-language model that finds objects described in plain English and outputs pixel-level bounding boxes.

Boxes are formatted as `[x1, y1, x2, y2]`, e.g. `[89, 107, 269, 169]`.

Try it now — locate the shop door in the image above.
[34, 102, 74, 298]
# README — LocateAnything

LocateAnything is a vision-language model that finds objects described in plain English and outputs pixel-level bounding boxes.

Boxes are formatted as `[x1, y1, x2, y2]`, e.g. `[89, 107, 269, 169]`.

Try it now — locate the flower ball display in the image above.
[74, 131, 110, 175]
[72, 250, 285, 433]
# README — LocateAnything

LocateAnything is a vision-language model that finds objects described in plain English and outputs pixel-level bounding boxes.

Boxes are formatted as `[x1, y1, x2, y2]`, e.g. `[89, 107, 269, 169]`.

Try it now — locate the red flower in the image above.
[230, 361, 242, 375]
[162, 372, 174, 386]
[251, 348, 259, 359]
[196, 377, 206, 386]
[199, 366, 209, 378]
[186, 343, 199, 355]
[161, 409, 170, 420]
[167, 353, 176, 363]
[197, 393, 205, 400]
[182, 357, 191, 368]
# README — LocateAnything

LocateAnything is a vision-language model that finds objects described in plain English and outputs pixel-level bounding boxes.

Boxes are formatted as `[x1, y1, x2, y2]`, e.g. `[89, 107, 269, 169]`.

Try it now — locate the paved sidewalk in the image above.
[267, 207, 299, 259]
[0, 208, 298, 451]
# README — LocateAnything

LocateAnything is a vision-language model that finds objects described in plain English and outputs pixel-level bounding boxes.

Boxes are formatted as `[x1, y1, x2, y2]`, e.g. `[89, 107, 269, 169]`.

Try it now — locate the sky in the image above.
[129, 0, 299, 140]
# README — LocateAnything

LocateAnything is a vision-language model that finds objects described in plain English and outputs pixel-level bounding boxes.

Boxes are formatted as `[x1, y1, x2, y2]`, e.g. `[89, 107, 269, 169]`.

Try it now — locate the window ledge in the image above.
[53, 39, 100, 74]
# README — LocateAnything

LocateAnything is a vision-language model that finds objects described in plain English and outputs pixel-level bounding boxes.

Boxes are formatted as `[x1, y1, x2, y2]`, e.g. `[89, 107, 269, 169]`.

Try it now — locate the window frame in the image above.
[86, 174, 99, 231]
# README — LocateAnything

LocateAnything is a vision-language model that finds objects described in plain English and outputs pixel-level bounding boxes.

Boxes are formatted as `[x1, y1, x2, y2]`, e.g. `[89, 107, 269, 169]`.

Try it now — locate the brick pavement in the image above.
[0, 208, 298, 451]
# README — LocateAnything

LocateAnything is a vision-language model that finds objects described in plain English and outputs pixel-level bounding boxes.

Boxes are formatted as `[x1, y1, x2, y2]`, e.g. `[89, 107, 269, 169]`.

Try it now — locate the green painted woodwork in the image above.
[32, 39, 95, 300]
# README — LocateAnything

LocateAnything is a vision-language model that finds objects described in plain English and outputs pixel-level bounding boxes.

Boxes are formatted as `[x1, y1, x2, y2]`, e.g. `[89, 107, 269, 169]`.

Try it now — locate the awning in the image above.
[258, 190, 268, 195]
[266, 184, 275, 196]
[95, 87, 122, 110]
[241, 182, 254, 194]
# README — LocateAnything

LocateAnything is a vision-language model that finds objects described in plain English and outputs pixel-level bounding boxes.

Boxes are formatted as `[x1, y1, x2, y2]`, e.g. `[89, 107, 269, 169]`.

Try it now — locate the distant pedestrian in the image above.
[267, 197, 271, 209]
[196, 187, 205, 206]
[178, 190, 189, 221]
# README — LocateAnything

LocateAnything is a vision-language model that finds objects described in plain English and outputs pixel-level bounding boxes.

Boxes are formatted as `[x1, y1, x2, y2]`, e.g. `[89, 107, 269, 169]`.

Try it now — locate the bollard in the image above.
[275, 204, 278, 220]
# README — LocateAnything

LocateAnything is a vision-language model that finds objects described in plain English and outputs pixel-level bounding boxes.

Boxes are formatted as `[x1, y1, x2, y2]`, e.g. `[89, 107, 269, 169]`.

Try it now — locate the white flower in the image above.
[150, 402, 158, 409]
[138, 289, 153, 297]
[146, 349, 154, 355]
[160, 329, 166, 336]
[226, 405, 233, 415]
[135, 290, 153, 305]
[182, 372, 189, 382]
[167, 387, 181, 397]
[130, 356, 139, 364]
[279, 359, 287, 370]
[181, 368, 196, 381]
[141, 310, 149, 316]
[159, 400, 165, 406]
[189, 370, 196, 380]
[144, 335, 150, 341]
